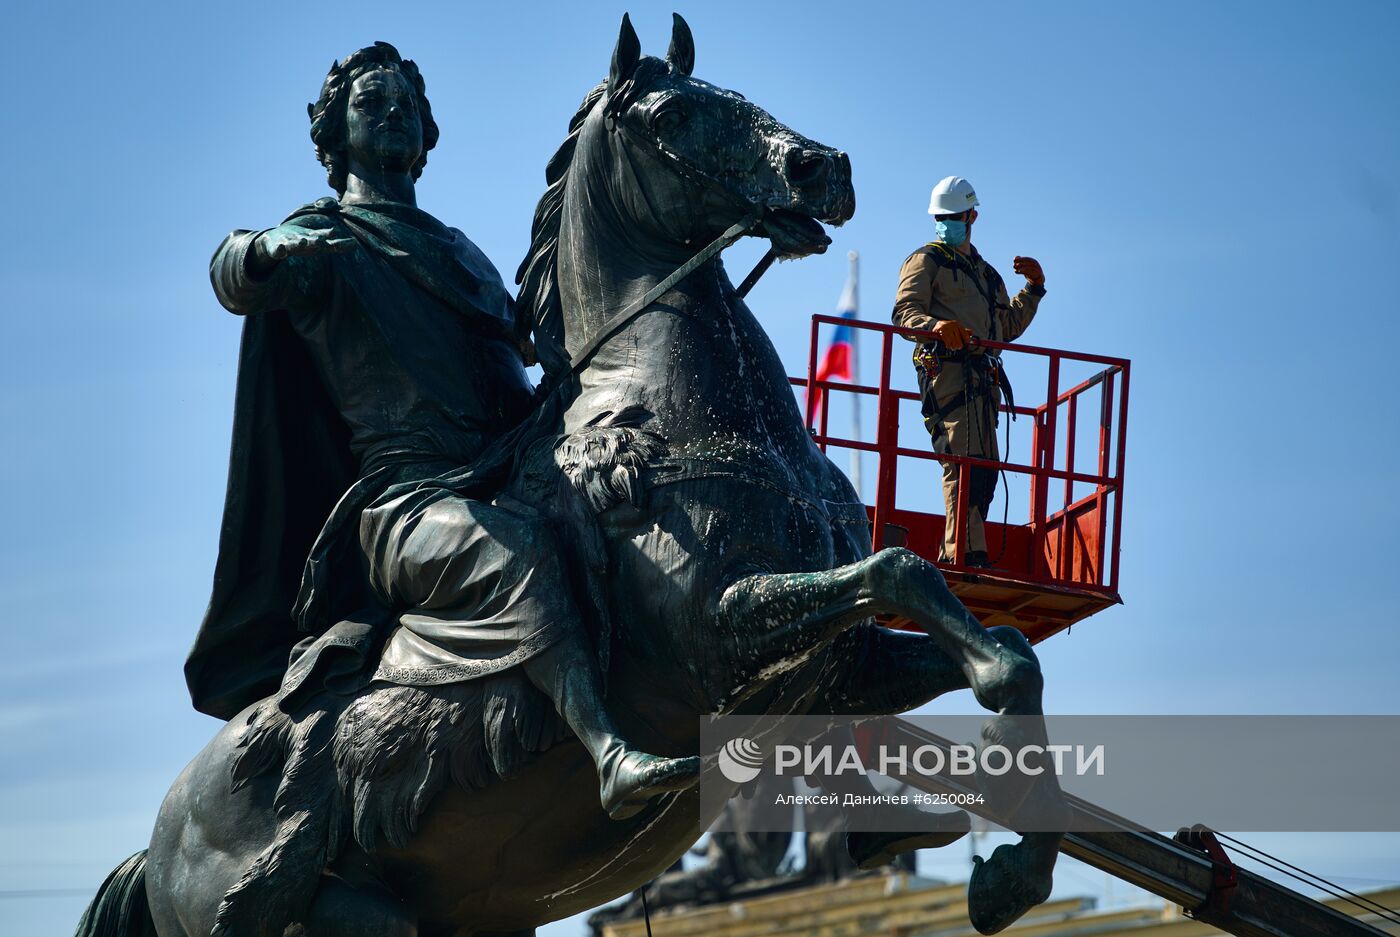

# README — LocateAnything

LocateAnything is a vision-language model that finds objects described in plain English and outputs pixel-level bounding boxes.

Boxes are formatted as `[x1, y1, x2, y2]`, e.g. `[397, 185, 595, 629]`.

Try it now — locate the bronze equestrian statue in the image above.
[76, 15, 1065, 937]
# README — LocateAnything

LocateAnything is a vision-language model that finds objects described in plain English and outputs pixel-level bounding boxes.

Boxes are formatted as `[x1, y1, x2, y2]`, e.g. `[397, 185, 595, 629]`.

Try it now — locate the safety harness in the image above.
[909, 243, 1017, 565]
[909, 242, 1017, 422]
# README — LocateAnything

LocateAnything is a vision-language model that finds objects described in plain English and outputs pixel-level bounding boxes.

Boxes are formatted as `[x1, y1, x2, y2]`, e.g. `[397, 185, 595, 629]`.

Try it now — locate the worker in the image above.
[891, 176, 1046, 567]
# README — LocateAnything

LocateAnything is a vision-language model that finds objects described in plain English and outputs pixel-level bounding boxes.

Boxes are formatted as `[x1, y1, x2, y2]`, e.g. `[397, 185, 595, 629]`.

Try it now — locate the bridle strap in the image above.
[566, 211, 761, 374]
[611, 118, 746, 212]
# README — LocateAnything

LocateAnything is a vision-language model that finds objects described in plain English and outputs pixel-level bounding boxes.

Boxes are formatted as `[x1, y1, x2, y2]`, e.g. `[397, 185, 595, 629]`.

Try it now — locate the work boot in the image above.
[598, 744, 702, 820]
[964, 550, 990, 569]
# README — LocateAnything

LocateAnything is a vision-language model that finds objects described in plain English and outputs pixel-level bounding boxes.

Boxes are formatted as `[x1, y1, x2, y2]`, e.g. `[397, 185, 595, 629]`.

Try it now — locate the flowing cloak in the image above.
[185, 197, 542, 720]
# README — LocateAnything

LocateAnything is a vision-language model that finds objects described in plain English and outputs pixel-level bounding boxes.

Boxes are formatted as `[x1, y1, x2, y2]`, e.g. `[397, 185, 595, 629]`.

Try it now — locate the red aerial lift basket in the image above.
[792, 315, 1130, 644]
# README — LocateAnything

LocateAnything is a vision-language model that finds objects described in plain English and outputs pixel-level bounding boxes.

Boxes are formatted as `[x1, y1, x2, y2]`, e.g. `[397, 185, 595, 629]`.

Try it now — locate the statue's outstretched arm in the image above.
[210, 220, 344, 316]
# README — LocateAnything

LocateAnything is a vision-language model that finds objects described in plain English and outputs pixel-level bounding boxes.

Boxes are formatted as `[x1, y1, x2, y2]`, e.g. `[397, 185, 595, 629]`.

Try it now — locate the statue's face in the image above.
[344, 67, 423, 175]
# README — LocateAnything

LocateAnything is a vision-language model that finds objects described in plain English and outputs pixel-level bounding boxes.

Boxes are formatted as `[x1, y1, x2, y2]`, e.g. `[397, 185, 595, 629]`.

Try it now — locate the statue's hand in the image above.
[252, 222, 356, 271]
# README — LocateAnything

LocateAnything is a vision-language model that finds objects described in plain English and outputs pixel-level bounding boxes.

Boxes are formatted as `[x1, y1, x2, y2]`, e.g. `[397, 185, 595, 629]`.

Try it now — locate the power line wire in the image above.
[1214, 832, 1400, 927]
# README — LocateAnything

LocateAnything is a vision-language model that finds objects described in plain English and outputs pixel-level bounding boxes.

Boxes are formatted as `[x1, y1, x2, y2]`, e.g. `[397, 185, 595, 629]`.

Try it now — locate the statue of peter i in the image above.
[189, 42, 696, 819]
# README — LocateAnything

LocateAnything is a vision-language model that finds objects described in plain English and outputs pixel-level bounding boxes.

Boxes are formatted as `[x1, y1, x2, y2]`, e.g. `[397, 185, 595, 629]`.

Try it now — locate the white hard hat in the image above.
[928, 176, 979, 216]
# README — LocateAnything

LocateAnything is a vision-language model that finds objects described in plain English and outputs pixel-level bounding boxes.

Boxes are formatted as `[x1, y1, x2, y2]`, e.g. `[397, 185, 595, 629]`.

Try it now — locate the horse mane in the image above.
[515, 80, 608, 380]
[515, 59, 671, 380]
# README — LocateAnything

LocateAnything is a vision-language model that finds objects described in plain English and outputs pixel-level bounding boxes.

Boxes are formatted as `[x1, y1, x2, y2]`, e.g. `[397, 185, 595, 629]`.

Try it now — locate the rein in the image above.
[560, 108, 787, 377]
[565, 211, 763, 373]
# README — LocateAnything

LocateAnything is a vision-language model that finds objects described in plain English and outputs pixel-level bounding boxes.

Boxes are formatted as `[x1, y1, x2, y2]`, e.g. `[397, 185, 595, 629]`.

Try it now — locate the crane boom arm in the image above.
[882, 722, 1389, 937]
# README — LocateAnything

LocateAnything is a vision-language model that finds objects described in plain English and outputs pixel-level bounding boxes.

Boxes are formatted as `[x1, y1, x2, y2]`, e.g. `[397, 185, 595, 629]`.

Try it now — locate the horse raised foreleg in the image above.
[847, 556, 1067, 934]
[717, 548, 1039, 716]
[815, 623, 976, 716]
[858, 550, 1046, 717]
[712, 552, 901, 704]
[717, 549, 1064, 934]
[804, 625, 1047, 878]
[818, 623, 1070, 924]
[849, 567, 1067, 935]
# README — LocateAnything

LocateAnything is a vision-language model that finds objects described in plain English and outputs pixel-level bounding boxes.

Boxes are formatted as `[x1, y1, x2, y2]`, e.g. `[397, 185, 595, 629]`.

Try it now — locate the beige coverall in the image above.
[891, 243, 1045, 561]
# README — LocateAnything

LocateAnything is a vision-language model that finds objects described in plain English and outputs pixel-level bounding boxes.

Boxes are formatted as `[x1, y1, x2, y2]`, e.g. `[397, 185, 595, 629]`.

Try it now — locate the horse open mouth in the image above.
[762, 208, 832, 258]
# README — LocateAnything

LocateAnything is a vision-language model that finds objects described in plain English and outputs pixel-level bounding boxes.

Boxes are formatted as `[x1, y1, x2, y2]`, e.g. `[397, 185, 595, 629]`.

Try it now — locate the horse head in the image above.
[522, 13, 856, 374]
[599, 12, 855, 258]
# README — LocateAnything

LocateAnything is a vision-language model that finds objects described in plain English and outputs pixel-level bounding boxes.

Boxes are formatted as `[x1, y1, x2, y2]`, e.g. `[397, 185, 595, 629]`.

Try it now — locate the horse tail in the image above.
[74, 850, 157, 937]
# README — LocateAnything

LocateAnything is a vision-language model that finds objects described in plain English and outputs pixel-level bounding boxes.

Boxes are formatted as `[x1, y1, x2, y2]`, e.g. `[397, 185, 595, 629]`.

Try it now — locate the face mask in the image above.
[935, 219, 968, 247]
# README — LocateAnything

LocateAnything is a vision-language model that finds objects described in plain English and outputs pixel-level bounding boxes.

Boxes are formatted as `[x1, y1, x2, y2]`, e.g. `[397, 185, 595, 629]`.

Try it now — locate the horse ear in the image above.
[666, 13, 694, 76]
[609, 13, 642, 94]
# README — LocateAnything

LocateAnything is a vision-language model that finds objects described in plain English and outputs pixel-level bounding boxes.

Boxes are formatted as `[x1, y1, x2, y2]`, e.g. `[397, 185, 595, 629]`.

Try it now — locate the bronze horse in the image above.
[78, 15, 1061, 937]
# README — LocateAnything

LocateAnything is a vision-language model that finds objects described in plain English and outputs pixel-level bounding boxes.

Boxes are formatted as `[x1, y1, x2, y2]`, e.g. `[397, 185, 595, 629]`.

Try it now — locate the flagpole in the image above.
[847, 250, 862, 500]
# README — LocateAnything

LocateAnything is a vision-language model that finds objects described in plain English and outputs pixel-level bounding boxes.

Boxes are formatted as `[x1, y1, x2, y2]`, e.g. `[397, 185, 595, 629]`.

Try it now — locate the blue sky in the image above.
[1, 1, 1398, 934]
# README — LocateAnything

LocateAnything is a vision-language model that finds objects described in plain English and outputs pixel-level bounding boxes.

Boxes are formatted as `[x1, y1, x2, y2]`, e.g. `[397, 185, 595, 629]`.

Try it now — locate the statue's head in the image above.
[309, 42, 440, 195]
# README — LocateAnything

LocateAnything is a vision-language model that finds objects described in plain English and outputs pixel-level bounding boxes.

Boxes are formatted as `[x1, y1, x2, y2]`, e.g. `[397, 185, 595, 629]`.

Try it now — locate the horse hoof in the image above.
[971, 628, 1043, 715]
[974, 654, 1043, 715]
[602, 753, 702, 820]
[967, 842, 1053, 934]
[846, 811, 970, 870]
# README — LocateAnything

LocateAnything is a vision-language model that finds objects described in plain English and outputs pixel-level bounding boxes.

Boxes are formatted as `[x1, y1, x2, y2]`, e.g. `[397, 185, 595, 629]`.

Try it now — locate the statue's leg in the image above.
[365, 489, 699, 819]
[522, 634, 701, 820]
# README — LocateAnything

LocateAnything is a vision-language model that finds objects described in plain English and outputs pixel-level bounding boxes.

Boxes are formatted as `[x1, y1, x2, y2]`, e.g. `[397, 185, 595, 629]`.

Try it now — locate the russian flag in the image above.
[808, 257, 860, 423]
[815, 312, 856, 386]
